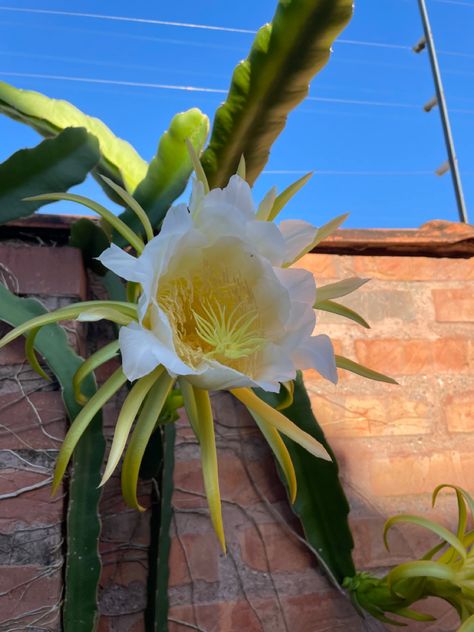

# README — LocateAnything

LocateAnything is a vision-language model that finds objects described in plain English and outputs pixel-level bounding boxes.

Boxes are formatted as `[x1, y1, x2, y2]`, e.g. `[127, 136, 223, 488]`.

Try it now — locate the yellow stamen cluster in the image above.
[157, 260, 264, 375]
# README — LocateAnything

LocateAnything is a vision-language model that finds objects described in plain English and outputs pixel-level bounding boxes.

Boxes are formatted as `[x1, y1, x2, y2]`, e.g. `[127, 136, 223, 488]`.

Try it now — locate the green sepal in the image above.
[24, 192, 145, 253]
[267, 172, 313, 222]
[52, 367, 127, 494]
[335, 355, 398, 384]
[315, 299, 370, 328]
[121, 372, 175, 510]
[316, 277, 370, 303]
[73, 340, 120, 405]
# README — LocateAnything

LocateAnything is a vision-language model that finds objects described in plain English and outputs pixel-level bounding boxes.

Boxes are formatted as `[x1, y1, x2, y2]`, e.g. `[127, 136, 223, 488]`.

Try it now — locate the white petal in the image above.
[245, 220, 286, 266]
[257, 343, 297, 386]
[119, 321, 194, 381]
[97, 244, 141, 282]
[273, 267, 316, 306]
[204, 174, 256, 220]
[279, 219, 317, 265]
[119, 323, 166, 381]
[160, 202, 193, 236]
[293, 334, 338, 384]
[186, 357, 280, 393]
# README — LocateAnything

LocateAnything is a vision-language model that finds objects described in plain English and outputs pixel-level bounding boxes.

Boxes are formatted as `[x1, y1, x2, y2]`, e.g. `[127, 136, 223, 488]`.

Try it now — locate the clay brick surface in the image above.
[369, 452, 474, 497]
[311, 393, 431, 438]
[0, 565, 61, 628]
[443, 391, 474, 432]
[237, 522, 315, 573]
[2, 226, 474, 632]
[169, 532, 220, 586]
[355, 338, 471, 375]
[0, 391, 65, 449]
[292, 252, 338, 279]
[353, 255, 474, 281]
[432, 288, 474, 322]
[0, 245, 86, 297]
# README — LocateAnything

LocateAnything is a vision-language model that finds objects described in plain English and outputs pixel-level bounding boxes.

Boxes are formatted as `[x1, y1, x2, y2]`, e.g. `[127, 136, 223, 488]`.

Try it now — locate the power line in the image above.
[433, 0, 474, 7]
[0, 71, 227, 94]
[0, 6, 256, 33]
[0, 6, 472, 59]
[2, 71, 474, 115]
[263, 169, 474, 176]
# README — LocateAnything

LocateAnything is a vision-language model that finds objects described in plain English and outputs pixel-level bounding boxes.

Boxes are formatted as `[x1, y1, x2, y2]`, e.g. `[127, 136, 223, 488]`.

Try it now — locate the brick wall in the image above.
[0, 218, 473, 631]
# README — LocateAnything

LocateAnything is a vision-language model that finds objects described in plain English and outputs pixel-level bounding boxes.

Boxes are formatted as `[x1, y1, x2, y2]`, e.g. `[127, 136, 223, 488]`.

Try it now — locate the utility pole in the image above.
[415, 0, 469, 223]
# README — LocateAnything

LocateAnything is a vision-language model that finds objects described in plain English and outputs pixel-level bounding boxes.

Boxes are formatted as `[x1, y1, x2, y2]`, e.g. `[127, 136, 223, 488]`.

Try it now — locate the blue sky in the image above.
[0, 0, 473, 228]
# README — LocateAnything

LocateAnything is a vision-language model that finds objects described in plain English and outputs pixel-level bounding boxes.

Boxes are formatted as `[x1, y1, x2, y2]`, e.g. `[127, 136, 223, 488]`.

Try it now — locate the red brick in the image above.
[355, 338, 470, 375]
[444, 391, 474, 432]
[168, 532, 220, 587]
[282, 591, 365, 632]
[0, 391, 66, 449]
[292, 253, 338, 279]
[350, 516, 438, 569]
[169, 599, 283, 632]
[238, 522, 315, 573]
[0, 245, 86, 297]
[97, 613, 144, 632]
[311, 393, 431, 438]
[0, 469, 63, 529]
[432, 288, 474, 322]
[369, 452, 474, 497]
[353, 255, 474, 281]
[173, 453, 284, 510]
[0, 565, 61, 624]
[100, 560, 147, 588]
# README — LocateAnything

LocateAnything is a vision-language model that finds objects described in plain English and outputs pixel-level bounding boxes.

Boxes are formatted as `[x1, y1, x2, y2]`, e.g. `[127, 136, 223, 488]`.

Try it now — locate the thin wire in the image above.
[0, 6, 257, 33]
[0, 71, 228, 94]
[433, 0, 474, 6]
[2, 70, 474, 114]
[0, 6, 472, 59]
[262, 169, 474, 176]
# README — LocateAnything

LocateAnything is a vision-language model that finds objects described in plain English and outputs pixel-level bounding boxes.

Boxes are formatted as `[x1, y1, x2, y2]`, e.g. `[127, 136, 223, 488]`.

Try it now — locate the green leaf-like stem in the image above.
[0, 127, 99, 225]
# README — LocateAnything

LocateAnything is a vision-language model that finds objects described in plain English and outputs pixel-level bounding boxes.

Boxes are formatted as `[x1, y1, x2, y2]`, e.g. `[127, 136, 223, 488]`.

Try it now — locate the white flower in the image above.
[98, 175, 337, 392]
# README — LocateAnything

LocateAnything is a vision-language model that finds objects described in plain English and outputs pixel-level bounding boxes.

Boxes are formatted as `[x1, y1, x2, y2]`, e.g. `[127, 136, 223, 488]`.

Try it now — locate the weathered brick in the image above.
[355, 338, 470, 375]
[97, 613, 144, 632]
[168, 532, 220, 586]
[318, 289, 416, 325]
[237, 522, 315, 573]
[0, 469, 63, 528]
[353, 255, 474, 281]
[0, 565, 61, 626]
[350, 516, 438, 569]
[0, 391, 65, 449]
[432, 288, 474, 322]
[282, 591, 365, 632]
[369, 452, 474, 496]
[292, 253, 338, 279]
[173, 452, 284, 510]
[169, 599, 284, 632]
[444, 391, 474, 432]
[0, 245, 86, 297]
[311, 393, 431, 438]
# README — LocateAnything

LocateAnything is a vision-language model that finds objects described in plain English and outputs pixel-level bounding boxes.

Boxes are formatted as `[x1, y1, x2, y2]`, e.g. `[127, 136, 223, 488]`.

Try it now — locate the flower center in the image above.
[157, 258, 265, 374]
